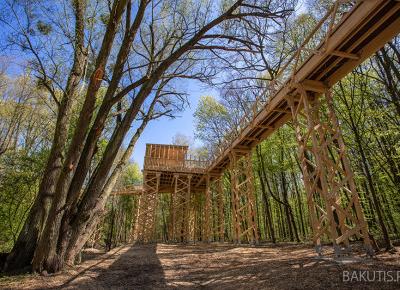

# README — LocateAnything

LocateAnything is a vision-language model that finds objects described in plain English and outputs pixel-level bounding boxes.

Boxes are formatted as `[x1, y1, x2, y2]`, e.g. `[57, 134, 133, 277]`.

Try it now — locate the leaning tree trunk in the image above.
[64, 0, 148, 212]
[3, 0, 87, 272]
[61, 55, 179, 265]
[62, 101, 153, 265]
[61, 82, 155, 265]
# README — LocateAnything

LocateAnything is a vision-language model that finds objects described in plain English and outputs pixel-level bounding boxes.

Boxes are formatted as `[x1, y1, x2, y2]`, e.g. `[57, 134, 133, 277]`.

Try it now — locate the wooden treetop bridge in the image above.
[112, 0, 400, 255]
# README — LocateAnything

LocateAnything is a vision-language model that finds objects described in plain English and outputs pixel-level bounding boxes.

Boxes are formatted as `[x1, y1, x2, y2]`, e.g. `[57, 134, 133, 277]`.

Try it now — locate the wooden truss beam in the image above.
[133, 172, 160, 243]
[287, 87, 373, 256]
[229, 151, 259, 244]
[203, 175, 225, 242]
[168, 174, 192, 243]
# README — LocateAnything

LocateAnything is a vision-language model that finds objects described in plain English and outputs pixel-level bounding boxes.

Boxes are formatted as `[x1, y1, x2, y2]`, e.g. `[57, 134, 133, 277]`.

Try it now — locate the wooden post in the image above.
[287, 94, 321, 252]
[229, 150, 259, 244]
[149, 172, 161, 242]
[172, 174, 179, 242]
[133, 171, 160, 243]
[168, 190, 175, 242]
[287, 84, 373, 256]
[243, 151, 259, 244]
[183, 175, 192, 243]
[230, 153, 241, 243]
[133, 193, 143, 242]
[217, 176, 225, 242]
[204, 175, 211, 242]
[169, 173, 192, 243]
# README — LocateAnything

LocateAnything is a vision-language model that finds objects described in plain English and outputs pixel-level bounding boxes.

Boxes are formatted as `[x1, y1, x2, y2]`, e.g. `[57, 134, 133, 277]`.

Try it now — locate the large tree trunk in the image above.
[3, 0, 87, 273]
[64, 0, 147, 211]
[62, 99, 153, 265]
[31, 1, 128, 273]
[61, 83, 154, 265]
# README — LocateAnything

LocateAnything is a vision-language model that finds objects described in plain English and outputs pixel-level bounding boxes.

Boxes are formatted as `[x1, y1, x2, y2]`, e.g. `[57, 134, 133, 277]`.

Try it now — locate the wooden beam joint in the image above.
[330, 50, 359, 60]
[294, 79, 329, 94]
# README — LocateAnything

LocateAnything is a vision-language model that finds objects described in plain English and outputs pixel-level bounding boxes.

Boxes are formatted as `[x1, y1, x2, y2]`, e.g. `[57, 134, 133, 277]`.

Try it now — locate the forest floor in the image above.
[0, 243, 399, 289]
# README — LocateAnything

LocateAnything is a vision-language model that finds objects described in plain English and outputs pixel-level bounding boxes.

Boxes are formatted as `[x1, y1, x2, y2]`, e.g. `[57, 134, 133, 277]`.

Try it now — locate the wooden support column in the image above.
[287, 85, 373, 256]
[168, 190, 176, 242]
[229, 150, 259, 244]
[189, 189, 202, 243]
[204, 175, 212, 242]
[216, 176, 225, 242]
[132, 193, 143, 241]
[192, 191, 200, 243]
[230, 155, 241, 243]
[173, 174, 181, 242]
[205, 175, 225, 242]
[183, 175, 192, 243]
[169, 174, 192, 243]
[133, 171, 160, 243]
[244, 153, 259, 245]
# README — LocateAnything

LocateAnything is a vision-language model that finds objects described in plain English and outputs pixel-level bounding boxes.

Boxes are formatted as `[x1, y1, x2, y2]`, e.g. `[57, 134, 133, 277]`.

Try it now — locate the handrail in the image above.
[144, 156, 210, 171]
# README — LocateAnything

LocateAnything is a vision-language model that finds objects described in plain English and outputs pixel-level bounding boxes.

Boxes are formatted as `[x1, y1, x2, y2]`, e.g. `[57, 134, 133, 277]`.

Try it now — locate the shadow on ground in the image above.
[1, 243, 399, 289]
[61, 244, 166, 289]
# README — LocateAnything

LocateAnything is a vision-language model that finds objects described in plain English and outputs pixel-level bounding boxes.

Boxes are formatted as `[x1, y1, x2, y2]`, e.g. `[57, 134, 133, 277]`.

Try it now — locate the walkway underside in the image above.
[112, 0, 400, 257]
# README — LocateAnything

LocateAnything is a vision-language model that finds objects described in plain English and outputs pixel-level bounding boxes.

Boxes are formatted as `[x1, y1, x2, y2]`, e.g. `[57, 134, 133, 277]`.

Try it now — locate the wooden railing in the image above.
[144, 156, 210, 172]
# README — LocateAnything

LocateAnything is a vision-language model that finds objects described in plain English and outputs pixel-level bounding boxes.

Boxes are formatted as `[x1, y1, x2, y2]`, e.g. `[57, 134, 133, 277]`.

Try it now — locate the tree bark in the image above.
[64, 0, 148, 213]
[32, 0, 128, 273]
[4, 0, 87, 272]
[62, 99, 153, 265]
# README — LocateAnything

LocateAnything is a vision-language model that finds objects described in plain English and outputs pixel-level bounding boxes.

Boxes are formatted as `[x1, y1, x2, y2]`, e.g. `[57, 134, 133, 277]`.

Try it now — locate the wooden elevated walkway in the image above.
[113, 0, 400, 195]
[112, 0, 400, 253]
[207, 0, 400, 174]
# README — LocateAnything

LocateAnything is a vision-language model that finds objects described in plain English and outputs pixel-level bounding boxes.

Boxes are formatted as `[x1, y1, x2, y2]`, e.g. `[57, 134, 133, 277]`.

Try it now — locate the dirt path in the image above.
[1, 243, 399, 289]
